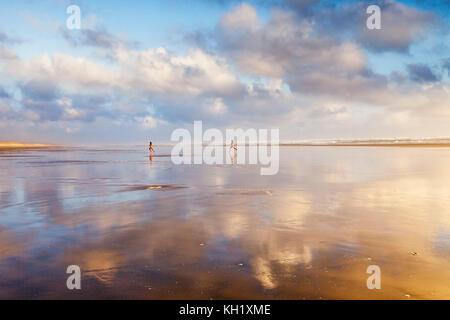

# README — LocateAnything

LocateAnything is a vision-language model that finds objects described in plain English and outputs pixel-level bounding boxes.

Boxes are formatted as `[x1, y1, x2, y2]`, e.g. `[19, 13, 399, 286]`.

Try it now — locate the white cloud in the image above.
[116, 47, 242, 97]
[0, 2, 448, 141]
[203, 97, 227, 115]
[2, 47, 243, 99]
[220, 3, 259, 31]
[136, 115, 168, 129]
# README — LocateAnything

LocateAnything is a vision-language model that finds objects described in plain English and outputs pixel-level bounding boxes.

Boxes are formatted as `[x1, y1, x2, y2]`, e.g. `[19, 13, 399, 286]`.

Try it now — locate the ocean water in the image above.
[0, 145, 449, 299]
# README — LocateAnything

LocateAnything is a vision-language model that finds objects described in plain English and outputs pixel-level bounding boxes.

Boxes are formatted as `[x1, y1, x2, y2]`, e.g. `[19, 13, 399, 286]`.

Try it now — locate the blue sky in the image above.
[0, 0, 449, 144]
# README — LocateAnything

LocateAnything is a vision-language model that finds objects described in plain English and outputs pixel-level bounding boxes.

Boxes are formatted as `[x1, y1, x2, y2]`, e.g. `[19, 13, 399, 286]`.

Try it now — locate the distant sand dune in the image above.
[0, 142, 56, 151]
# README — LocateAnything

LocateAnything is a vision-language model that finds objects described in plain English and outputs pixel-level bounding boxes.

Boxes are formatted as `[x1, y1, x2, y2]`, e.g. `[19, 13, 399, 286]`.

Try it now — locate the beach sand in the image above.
[0, 145, 449, 299]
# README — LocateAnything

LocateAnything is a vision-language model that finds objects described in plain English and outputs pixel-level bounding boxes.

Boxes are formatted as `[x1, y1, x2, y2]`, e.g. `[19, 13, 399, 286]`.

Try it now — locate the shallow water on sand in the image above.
[0, 146, 449, 299]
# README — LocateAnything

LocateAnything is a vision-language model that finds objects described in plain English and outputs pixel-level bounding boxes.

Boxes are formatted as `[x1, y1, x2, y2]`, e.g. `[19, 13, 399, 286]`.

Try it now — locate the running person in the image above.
[230, 140, 237, 151]
[149, 141, 156, 154]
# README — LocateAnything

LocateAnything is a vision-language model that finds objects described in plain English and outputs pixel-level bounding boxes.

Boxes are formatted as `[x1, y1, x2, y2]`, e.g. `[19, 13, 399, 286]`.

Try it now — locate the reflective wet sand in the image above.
[0, 146, 449, 299]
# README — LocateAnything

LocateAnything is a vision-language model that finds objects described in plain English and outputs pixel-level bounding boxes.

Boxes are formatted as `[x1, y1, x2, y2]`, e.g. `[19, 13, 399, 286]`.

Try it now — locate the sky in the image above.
[0, 0, 449, 144]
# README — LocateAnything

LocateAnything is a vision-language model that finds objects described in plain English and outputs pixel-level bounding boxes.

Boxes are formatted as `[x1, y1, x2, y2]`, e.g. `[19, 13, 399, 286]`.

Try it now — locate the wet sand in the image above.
[0, 145, 449, 299]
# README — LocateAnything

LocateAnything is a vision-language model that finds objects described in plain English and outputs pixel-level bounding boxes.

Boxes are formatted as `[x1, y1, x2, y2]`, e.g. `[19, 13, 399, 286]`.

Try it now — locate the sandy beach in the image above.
[0, 145, 449, 299]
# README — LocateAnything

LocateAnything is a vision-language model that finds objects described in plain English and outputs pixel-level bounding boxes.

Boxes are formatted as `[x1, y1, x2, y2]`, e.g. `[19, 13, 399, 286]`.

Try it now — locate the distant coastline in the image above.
[279, 137, 450, 147]
[280, 143, 450, 147]
[0, 142, 57, 151]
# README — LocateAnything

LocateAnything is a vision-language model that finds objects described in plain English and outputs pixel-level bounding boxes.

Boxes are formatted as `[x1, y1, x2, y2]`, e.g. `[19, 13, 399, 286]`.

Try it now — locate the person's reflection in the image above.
[229, 150, 237, 165]
[149, 155, 153, 163]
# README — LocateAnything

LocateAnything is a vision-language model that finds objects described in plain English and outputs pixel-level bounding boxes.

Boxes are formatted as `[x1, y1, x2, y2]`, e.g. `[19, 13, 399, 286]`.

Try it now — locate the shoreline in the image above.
[2, 142, 450, 151]
[279, 143, 450, 147]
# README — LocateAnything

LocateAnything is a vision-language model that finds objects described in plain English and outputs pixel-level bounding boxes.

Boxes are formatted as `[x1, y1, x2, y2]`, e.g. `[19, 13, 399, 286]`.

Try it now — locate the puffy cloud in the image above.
[115, 47, 244, 98]
[218, 7, 313, 77]
[216, 4, 384, 98]
[0, 42, 245, 126]
[361, 1, 435, 52]
[3, 47, 243, 98]
[0, 45, 18, 60]
[220, 3, 259, 30]
[0, 1, 449, 142]
[0, 30, 22, 45]
[0, 99, 13, 117]
[213, 3, 449, 123]
[0, 86, 10, 98]
[3, 53, 117, 91]
[312, 0, 436, 53]
[203, 97, 228, 115]
[407, 63, 440, 83]
[61, 27, 139, 50]
[285, 0, 319, 10]
[0, 29, 21, 61]
[308, 104, 348, 120]
[214, 0, 437, 54]
[135, 115, 168, 129]
[443, 58, 450, 76]
[19, 80, 59, 101]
